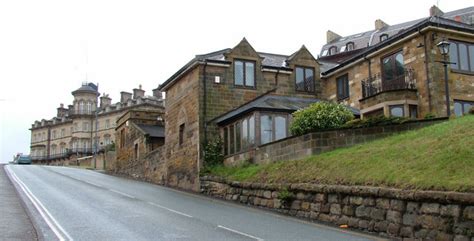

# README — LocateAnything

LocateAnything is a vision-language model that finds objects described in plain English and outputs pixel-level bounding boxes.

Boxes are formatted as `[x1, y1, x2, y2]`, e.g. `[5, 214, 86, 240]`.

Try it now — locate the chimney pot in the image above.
[375, 19, 389, 30]
[326, 30, 342, 44]
[429, 5, 444, 17]
[120, 91, 132, 103]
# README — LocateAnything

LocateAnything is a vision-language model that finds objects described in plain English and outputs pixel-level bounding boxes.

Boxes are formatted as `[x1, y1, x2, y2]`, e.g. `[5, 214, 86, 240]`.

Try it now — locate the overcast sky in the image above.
[0, 0, 471, 163]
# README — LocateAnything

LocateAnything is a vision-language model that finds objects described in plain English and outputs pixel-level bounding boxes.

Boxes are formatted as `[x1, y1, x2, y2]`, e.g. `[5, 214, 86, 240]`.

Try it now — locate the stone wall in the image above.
[201, 176, 474, 240]
[225, 118, 447, 166]
[111, 146, 166, 184]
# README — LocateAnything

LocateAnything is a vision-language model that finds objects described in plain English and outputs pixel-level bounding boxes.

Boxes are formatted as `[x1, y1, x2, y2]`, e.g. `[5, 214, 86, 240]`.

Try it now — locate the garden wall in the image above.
[225, 118, 447, 166]
[201, 176, 474, 240]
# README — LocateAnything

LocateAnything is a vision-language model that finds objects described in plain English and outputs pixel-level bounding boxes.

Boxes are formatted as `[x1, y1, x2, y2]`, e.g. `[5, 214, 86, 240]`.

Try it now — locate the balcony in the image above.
[67, 148, 94, 155]
[69, 110, 95, 116]
[48, 153, 69, 160]
[361, 68, 416, 99]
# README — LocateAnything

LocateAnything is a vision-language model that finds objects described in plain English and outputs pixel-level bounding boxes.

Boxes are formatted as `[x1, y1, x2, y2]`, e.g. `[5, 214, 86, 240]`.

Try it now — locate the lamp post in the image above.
[436, 40, 454, 117]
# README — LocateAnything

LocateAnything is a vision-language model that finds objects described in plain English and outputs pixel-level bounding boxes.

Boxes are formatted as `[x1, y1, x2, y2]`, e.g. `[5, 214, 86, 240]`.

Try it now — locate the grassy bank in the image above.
[207, 115, 474, 192]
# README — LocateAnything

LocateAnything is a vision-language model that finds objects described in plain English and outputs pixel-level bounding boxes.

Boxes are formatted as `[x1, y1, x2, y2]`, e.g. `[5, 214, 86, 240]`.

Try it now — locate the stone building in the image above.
[29, 83, 164, 167]
[115, 109, 165, 166]
[319, 6, 474, 118]
[157, 38, 347, 190]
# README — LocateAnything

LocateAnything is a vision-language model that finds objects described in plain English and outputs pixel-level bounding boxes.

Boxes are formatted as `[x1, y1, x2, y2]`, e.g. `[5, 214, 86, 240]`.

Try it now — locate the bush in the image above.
[424, 112, 436, 119]
[290, 102, 354, 135]
[343, 115, 410, 128]
[277, 188, 295, 206]
[203, 138, 224, 167]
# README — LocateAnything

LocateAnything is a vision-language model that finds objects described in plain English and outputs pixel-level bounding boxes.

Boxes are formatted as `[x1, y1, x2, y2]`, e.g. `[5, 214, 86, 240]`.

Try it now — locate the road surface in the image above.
[5, 165, 383, 241]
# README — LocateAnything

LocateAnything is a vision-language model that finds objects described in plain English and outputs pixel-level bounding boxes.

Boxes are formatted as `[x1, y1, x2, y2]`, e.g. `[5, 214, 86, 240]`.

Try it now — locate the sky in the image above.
[0, 0, 472, 163]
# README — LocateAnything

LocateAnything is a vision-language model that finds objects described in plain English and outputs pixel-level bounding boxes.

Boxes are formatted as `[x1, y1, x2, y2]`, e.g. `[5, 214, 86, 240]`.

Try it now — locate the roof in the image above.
[214, 95, 360, 125]
[320, 6, 474, 57]
[135, 124, 165, 138]
[72, 83, 99, 95]
[159, 48, 298, 91]
[322, 16, 474, 76]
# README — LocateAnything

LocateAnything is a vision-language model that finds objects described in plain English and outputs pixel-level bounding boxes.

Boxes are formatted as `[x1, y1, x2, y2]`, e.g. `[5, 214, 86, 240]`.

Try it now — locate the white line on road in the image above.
[84, 180, 103, 188]
[109, 189, 136, 199]
[217, 225, 264, 241]
[5, 166, 74, 241]
[147, 201, 193, 218]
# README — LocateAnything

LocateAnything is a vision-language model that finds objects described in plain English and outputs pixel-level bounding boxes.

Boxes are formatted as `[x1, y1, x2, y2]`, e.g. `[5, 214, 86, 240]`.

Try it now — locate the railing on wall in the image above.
[361, 68, 416, 98]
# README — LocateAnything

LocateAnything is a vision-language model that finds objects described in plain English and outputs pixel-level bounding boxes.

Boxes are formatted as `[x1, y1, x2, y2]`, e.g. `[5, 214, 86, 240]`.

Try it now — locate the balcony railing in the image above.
[48, 153, 69, 159]
[31, 155, 47, 161]
[67, 148, 94, 155]
[361, 68, 416, 99]
[69, 110, 95, 116]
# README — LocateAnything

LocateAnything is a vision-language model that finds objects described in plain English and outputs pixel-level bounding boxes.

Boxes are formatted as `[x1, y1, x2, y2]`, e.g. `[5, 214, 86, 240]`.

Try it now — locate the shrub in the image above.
[277, 188, 295, 206]
[424, 112, 436, 119]
[343, 115, 410, 128]
[203, 138, 224, 167]
[290, 102, 354, 135]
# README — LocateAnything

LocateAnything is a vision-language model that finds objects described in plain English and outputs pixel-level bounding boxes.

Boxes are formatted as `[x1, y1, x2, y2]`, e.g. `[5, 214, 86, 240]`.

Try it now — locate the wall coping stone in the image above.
[200, 176, 474, 204]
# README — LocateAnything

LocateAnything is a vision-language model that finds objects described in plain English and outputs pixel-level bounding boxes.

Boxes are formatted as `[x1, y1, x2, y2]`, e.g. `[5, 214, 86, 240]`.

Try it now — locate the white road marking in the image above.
[217, 225, 264, 241]
[84, 180, 103, 188]
[5, 166, 74, 241]
[147, 201, 193, 218]
[109, 189, 136, 199]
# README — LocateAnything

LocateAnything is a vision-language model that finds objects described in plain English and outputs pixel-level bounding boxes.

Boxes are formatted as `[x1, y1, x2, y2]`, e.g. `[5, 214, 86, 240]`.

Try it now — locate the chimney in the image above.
[120, 91, 132, 103]
[375, 19, 389, 30]
[133, 85, 145, 99]
[57, 103, 68, 118]
[152, 87, 163, 99]
[326, 30, 341, 44]
[100, 94, 112, 109]
[430, 5, 444, 17]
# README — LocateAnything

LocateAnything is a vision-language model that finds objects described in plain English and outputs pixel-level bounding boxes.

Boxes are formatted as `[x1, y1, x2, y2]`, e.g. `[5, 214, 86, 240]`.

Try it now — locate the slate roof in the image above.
[320, 6, 474, 57]
[135, 124, 165, 138]
[322, 15, 474, 75]
[214, 95, 360, 125]
[159, 48, 299, 91]
[72, 83, 99, 94]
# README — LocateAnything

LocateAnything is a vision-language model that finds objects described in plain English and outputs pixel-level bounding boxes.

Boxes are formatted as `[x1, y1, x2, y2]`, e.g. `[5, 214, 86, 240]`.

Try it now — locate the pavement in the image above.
[0, 164, 37, 241]
[5, 165, 385, 241]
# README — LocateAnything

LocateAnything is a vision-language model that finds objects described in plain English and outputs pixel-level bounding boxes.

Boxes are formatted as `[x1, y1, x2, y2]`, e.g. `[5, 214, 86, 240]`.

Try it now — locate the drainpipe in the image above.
[421, 30, 433, 112]
[274, 69, 280, 87]
[203, 61, 208, 146]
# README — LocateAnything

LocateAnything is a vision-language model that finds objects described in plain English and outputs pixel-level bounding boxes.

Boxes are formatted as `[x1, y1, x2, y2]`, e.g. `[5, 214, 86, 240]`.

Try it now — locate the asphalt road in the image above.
[5, 165, 384, 241]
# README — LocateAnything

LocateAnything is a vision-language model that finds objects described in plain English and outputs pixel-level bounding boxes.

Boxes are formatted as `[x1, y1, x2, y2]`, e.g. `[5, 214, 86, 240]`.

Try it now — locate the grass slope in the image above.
[208, 115, 474, 192]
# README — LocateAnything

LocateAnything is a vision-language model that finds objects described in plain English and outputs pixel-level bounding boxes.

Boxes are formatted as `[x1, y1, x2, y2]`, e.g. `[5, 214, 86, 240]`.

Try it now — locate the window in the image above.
[52, 130, 57, 139]
[120, 129, 125, 148]
[260, 114, 287, 145]
[328, 46, 337, 56]
[83, 122, 89, 131]
[295, 66, 315, 92]
[409, 105, 418, 119]
[389, 105, 404, 117]
[179, 124, 185, 146]
[449, 40, 474, 73]
[61, 129, 65, 137]
[380, 34, 389, 42]
[234, 60, 255, 87]
[260, 115, 273, 145]
[86, 102, 92, 114]
[223, 114, 256, 156]
[79, 101, 84, 113]
[454, 100, 473, 116]
[382, 51, 404, 82]
[336, 74, 349, 100]
[105, 119, 110, 129]
[346, 42, 355, 51]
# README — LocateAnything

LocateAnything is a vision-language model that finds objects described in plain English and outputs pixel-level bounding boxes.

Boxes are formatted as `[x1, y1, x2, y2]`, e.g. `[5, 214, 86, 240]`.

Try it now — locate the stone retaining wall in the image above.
[225, 118, 447, 166]
[201, 176, 474, 240]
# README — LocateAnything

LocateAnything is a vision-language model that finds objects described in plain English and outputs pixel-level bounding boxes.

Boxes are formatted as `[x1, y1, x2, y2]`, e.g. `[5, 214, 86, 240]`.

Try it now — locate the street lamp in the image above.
[436, 40, 454, 117]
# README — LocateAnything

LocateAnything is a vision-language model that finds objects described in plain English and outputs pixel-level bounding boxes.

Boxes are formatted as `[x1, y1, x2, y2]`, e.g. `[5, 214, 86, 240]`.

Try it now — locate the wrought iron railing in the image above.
[361, 68, 416, 99]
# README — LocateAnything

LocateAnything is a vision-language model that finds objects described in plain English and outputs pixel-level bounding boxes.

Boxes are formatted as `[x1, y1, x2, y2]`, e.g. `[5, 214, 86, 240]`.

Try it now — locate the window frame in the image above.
[380, 34, 389, 42]
[259, 112, 288, 146]
[328, 46, 337, 56]
[449, 39, 474, 75]
[294, 66, 315, 93]
[346, 42, 355, 51]
[223, 113, 255, 156]
[454, 99, 473, 116]
[233, 59, 256, 88]
[389, 105, 405, 117]
[336, 74, 350, 100]
[179, 123, 185, 146]
[381, 50, 405, 82]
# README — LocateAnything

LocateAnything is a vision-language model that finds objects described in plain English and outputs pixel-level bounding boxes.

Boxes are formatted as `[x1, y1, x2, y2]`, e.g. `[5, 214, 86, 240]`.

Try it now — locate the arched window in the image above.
[328, 46, 337, 55]
[79, 101, 85, 114]
[380, 34, 389, 42]
[346, 42, 355, 51]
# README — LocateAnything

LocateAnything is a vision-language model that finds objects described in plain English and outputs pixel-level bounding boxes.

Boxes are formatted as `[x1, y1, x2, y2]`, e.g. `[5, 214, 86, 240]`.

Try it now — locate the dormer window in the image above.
[295, 66, 315, 92]
[234, 60, 255, 87]
[346, 42, 355, 51]
[380, 34, 389, 42]
[321, 50, 329, 56]
[328, 46, 337, 55]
